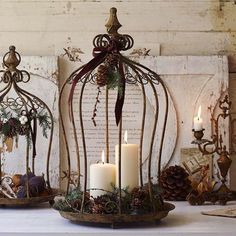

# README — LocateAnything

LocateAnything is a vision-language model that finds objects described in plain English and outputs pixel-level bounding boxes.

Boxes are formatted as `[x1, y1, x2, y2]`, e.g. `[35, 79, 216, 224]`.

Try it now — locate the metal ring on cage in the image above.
[93, 34, 110, 48]
[117, 34, 134, 51]
[20, 70, 31, 83]
[1, 71, 12, 83]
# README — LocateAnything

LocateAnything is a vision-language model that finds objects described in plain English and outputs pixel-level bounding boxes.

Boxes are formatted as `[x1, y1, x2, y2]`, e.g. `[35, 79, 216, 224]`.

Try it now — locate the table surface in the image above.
[0, 201, 235, 236]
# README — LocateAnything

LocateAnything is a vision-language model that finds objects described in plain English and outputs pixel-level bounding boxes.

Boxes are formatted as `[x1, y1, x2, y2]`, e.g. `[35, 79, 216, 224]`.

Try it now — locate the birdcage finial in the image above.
[105, 7, 122, 36]
[3, 45, 21, 70]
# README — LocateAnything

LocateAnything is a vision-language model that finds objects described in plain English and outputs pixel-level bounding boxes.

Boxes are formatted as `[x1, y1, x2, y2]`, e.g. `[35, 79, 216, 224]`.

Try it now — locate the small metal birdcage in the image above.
[0, 46, 58, 206]
[56, 8, 174, 226]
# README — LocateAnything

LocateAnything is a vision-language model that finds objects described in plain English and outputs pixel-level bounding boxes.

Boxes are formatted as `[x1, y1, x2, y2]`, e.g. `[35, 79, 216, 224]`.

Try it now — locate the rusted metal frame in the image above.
[155, 78, 168, 181]
[136, 77, 146, 188]
[124, 57, 169, 183]
[123, 63, 146, 187]
[70, 70, 92, 188]
[15, 83, 38, 174]
[121, 57, 159, 211]
[118, 115, 122, 214]
[79, 71, 93, 213]
[16, 85, 54, 189]
[106, 85, 109, 163]
[70, 91, 81, 188]
[59, 78, 73, 193]
[12, 81, 31, 198]
[59, 65, 85, 193]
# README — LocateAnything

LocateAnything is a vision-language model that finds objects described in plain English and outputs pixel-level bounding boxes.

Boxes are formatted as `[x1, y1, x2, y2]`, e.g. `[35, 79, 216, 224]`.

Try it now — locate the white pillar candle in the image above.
[193, 105, 203, 131]
[115, 130, 139, 191]
[90, 150, 116, 198]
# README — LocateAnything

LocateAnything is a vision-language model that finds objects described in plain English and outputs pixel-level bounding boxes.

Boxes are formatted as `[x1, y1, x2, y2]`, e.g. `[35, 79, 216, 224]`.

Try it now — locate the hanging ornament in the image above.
[96, 64, 109, 87]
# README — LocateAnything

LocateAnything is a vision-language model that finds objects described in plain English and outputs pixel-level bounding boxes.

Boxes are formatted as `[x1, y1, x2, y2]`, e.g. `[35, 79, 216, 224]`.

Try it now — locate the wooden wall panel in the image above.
[0, 1, 235, 71]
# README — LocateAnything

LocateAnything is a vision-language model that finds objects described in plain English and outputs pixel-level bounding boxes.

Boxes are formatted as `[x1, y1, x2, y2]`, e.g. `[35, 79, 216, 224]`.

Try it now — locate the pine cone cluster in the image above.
[160, 165, 192, 201]
[1, 118, 30, 138]
[91, 194, 118, 214]
[2, 118, 20, 137]
[18, 124, 30, 136]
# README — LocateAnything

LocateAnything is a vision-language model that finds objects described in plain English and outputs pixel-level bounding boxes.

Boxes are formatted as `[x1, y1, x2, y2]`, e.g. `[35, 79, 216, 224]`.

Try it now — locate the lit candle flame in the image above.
[197, 105, 201, 120]
[124, 130, 128, 144]
[101, 150, 105, 163]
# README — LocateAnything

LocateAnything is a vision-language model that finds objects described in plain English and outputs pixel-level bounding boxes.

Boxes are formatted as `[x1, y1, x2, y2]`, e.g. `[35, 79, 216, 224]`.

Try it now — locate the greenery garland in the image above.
[0, 106, 52, 141]
[53, 184, 164, 215]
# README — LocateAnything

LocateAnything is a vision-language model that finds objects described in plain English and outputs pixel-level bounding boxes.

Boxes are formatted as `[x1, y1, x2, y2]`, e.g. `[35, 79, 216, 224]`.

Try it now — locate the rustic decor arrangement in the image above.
[160, 165, 192, 201]
[0, 46, 58, 206]
[190, 95, 236, 205]
[54, 8, 174, 227]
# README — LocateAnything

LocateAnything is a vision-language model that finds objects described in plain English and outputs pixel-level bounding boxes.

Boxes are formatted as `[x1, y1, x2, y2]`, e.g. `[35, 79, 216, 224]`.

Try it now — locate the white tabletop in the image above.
[0, 201, 235, 236]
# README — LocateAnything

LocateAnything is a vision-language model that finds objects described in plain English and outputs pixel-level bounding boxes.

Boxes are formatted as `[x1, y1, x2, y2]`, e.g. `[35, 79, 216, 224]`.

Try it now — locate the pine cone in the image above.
[92, 194, 118, 214]
[105, 54, 118, 68]
[19, 124, 30, 136]
[2, 118, 20, 137]
[96, 64, 108, 87]
[160, 165, 192, 201]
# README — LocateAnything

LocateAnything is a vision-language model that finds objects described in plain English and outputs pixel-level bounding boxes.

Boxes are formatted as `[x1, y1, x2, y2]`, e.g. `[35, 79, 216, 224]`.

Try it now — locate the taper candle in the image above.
[193, 106, 203, 131]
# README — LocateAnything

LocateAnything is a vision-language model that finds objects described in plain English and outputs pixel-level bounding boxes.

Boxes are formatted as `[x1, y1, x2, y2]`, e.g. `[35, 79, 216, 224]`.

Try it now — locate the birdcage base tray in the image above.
[0, 188, 59, 207]
[59, 202, 175, 227]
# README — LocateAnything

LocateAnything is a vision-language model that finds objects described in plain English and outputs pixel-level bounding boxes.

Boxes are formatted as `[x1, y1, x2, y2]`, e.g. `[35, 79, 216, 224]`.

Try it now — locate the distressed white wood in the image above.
[0, 2, 235, 32]
[0, 56, 60, 188]
[0, 201, 235, 235]
[0, 1, 235, 70]
[137, 56, 229, 180]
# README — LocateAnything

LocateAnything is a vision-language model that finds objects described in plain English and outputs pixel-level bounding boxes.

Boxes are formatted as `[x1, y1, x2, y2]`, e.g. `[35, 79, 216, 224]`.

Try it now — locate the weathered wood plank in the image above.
[0, 0, 218, 1]
[0, 31, 235, 71]
[0, 2, 235, 32]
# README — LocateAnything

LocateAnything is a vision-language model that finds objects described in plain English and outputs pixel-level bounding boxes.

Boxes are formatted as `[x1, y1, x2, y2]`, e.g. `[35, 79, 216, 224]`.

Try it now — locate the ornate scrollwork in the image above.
[0, 47, 31, 84]
[0, 96, 45, 113]
[93, 33, 133, 52]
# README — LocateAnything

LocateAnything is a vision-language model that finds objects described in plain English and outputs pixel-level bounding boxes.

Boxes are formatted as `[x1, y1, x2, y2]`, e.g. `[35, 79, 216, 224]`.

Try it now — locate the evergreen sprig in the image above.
[36, 110, 52, 138]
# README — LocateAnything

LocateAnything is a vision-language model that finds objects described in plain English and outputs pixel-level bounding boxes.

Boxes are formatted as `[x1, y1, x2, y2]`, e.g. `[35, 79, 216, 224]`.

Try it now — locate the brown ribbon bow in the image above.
[68, 39, 125, 126]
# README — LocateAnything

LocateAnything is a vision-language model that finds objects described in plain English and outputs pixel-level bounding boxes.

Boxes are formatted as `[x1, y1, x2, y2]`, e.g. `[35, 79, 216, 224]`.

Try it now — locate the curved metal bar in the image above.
[15, 84, 54, 189]
[59, 77, 73, 193]
[122, 56, 169, 182]
[105, 86, 110, 163]
[14, 83, 38, 174]
[123, 64, 146, 187]
[79, 72, 93, 213]
[70, 92, 81, 187]
[59, 66, 87, 192]
[121, 58, 159, 211]
[118, 115, 122, 214]
[12, 81, 31, 198]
